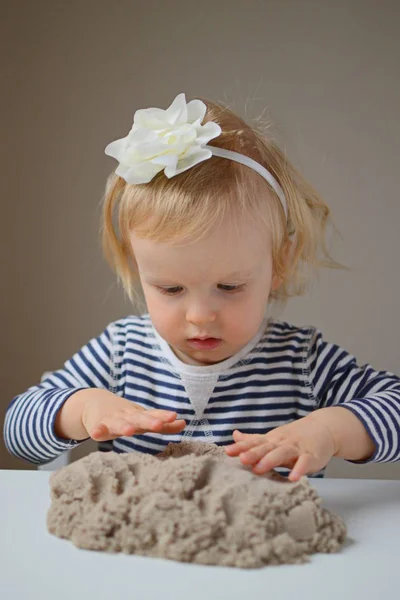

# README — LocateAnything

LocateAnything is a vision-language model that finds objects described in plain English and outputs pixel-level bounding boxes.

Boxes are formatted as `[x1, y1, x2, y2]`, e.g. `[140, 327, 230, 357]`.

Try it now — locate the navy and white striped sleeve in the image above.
[3, 323, 114, 465]
[308, 328, 400, 463]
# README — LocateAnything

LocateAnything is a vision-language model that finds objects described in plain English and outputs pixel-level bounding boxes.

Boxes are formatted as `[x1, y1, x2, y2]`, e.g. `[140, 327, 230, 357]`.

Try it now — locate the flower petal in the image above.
[134, 107, 168, 130]
[165, 93, 188, 125]
[186, 99, 207, 124]
[165, 148, 212, 177]
[116, 161, 164, 184]
[126, 139, 169, 161]
[104, 137, 129, 161]
[128, 127, 158, 144]
[151, 154, 178, 169]
[163, 125, 197, 149]
[195, 122, 222, 145]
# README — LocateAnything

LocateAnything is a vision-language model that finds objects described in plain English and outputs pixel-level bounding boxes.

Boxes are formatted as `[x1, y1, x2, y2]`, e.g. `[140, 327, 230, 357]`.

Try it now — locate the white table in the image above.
[1, 471, 399, 600]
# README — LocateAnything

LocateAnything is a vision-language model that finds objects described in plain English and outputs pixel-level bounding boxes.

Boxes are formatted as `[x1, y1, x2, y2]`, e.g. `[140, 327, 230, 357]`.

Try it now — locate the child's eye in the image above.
[157, 284, 246, 296]
[218, 284, 246, 293]
[158, 286, 183, 296]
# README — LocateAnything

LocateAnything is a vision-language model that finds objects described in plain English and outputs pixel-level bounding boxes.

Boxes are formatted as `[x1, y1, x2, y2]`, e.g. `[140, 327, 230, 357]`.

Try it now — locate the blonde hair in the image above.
[101, 97, 345, 308]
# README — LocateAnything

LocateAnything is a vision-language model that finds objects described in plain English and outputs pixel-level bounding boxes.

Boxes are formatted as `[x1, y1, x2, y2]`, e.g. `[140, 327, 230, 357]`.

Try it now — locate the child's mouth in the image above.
[187, 338, 222, 350]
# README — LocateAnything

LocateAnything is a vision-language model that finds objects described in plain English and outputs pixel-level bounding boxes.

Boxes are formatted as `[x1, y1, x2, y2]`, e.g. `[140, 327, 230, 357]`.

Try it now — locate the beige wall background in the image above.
[1, 0, 399, 479]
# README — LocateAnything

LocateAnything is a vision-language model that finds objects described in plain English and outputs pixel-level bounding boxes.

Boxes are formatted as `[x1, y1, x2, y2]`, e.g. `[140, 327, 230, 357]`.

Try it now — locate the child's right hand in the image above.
[81, 390, 186, 441]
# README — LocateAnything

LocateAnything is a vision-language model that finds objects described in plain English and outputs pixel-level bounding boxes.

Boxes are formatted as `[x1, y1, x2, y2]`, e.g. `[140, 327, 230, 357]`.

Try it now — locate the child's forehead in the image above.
[130, 224, 270, 282]
[130, 212, 270, 250]
[139, 260, 263, 284]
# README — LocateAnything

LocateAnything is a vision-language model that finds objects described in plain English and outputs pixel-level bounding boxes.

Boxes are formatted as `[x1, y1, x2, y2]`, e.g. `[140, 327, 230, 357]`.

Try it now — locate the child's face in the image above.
[130, 215, 280, 366]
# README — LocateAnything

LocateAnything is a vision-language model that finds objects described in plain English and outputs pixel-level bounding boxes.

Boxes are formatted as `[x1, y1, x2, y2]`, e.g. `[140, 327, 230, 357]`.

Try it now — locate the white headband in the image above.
[104, 93, 288, 222]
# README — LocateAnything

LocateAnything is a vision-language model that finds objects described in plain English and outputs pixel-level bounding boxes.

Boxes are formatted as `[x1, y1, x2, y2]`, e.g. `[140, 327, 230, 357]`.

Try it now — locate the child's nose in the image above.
[186, 303, 217, 326]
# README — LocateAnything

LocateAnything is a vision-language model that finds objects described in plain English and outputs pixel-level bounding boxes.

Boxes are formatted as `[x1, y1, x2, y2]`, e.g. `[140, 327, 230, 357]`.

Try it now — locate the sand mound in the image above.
[47, 441, 346, 568]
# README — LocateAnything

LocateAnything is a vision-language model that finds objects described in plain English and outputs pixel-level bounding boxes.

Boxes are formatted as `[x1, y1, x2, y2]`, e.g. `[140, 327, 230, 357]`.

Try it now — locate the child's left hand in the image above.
[225, 414, 336, 482]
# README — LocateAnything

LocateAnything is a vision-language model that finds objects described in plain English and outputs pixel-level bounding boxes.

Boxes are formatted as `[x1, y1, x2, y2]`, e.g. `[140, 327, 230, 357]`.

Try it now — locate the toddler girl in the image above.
[4, 93, 400, 480]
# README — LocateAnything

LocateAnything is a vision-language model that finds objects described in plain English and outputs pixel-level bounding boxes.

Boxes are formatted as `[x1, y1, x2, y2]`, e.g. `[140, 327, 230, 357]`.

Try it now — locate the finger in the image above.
[226, 440, 262, 456]
[225, 438, 263, 456]
[225, 441, 246, 456]
[90, 423, 110, 441]
[146, 409, 179, 423]
[91, 418, 133, 441]
[108, 417, 138, 437]
[104, 413, 163, 437]
[131, 403, 146, 412]
[94, 416, 187, 439]
[288, 454, 315, 482]
[253, 446, 298, 475]
[133, 412, 167, 432]
[131, 410, 185, 433]
[239, 441, 276, 466]
[160, 419, 186, 434]
[232, 430, 265, 443]
[135, 419, 187, 435]
[226, 431, 267, 455]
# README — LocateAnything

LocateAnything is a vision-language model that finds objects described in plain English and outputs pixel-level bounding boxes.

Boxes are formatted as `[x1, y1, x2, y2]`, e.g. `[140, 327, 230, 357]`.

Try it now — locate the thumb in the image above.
[289, 453, 322, 482]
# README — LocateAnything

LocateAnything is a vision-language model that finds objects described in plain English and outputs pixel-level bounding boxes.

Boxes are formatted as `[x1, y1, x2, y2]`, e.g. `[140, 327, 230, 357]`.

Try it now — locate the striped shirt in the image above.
[4, 314, 400, 477]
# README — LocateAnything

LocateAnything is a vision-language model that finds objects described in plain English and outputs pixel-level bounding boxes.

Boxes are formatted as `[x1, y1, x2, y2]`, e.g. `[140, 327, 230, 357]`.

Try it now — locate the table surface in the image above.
[1, 470, 399, 600]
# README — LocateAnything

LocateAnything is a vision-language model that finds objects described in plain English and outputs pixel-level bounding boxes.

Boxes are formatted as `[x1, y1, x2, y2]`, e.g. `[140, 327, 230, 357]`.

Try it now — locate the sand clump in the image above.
[47, 441, 346, 568]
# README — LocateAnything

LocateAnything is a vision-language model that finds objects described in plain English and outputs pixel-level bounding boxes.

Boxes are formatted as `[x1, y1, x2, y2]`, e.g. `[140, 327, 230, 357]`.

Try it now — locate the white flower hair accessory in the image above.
[104, 93, 221, 184]
[105, 93, 289, 222]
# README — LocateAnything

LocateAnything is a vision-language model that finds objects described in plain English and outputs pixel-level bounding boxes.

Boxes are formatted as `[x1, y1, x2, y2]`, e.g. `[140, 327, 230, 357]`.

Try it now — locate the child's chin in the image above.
[188, 347, 234, 367]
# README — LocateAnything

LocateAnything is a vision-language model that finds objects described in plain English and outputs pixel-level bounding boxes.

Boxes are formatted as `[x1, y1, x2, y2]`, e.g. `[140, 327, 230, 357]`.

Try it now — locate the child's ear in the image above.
[271, 240, 293, 291]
